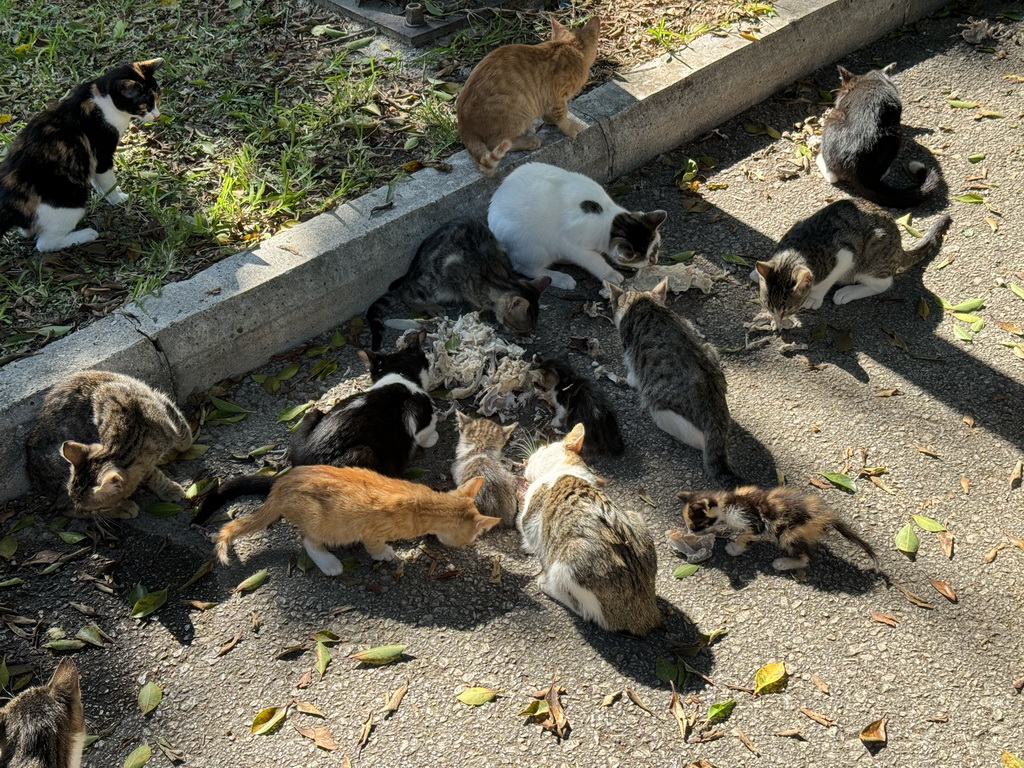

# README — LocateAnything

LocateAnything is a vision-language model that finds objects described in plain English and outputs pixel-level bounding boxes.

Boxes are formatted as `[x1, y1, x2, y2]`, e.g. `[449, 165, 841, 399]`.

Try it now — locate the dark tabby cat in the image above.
[194, 342, 435, 525]
[0, 658, 85, 768]
[817, 63, 940, 207]
[607, 279, 744, 489]
[0, 58, 163, 252]
[367, 217, 550, 351]
[26, 370, 193, 519]
[535, 357, 624, 457]
[753, 198, 952, 327]
[452, 412, 519, 527]
[519, 423, 661, 636]
[679, 485, 878, 571]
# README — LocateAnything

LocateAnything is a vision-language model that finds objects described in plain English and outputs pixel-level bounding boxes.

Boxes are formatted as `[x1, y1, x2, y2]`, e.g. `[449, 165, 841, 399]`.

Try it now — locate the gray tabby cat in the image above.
[518, 423, 661, 637]
[0, 657, 85, 768]
[607, 278, 744, 489]
[752, 199, 952, 327]
[26, 370, 193, 518]
[452, 412, 519, 527]
[367, 217, 550, 351]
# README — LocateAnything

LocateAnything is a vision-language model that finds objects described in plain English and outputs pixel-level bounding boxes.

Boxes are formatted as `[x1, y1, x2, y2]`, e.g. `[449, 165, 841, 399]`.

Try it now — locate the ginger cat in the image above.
[215, 465, 500, 575]
[456, 15, 600, 176]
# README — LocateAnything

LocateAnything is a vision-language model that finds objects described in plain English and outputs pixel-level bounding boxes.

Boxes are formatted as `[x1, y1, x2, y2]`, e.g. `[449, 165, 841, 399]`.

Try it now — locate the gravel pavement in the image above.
[1, 6, 1022, 768]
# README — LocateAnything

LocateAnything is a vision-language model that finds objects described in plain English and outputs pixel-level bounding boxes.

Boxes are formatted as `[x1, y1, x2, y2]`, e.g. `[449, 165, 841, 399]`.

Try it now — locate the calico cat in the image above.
[535, 357, 623, 457]
[0, 657, 85, 768]
[607, 279, 744, 490]
[488, 163, 667, 290]
[456, 16, 600, 176]
[193, 342, 435, 525]
[518, 423, 661, 637]
[452, 411, 519, 527]
[367, 217, 550, 351]
[0, 58, 163, 252]
[214, 465, 499, 574]
[753, 198, 952, 327]
[817, 63, 940, 207]
[679, 485, 878, 571]
[26, 370, 193, 519]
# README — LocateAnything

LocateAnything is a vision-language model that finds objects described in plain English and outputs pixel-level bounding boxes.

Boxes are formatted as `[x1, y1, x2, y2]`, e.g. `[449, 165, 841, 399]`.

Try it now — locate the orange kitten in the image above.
[456, 15, 600, 176]
[214, 465, 499, 574]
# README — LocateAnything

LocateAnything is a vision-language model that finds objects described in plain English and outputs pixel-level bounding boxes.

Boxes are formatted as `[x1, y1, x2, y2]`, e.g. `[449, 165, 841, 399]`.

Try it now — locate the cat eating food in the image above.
[456, 16, 600, 176]
[679, 486, 878, 571]
[452, 412, 520, 528]
[752, 198, 951, 328]
[0, 658, 85, 768]
[367, 217, 549, 351]
[26, 370, 193, 519]
[488, 163, 667, 290]
[518, 423, 661, 637]
[0, 58, 163, 252]
[817, 63, 940, 207]
[534, 356, 624, 457]
[213, 465, 499, 575]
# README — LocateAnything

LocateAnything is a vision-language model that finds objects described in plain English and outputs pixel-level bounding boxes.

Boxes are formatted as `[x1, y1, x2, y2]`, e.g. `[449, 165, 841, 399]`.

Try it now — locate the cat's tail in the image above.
[832, 520, 880, 566]
[193, 474, 278, 526]
[852, 162, 940, 208]
[463, 136, 512, 178]
[896, 213, 953, 271]
[215, 495, 284, 565]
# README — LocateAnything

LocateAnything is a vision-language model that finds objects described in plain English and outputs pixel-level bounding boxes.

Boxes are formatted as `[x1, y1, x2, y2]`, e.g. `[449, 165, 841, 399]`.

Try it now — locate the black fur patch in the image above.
[580, 200, 603, 215]
[610, 212, 656, 252]
[535, 357, 624, 456]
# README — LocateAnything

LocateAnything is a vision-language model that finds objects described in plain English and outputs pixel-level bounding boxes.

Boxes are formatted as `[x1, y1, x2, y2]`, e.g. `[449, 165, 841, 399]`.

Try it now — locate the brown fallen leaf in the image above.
[624, 687, 654, 715]
[294, 701, 325, 717]
[381, 681, 408, 718]
[276, 643, 309, 659]
[734, 727, 759, 755]
[868, 475, 896, 494]
[914, 444, 940, 459]
[873, 388, 903, 397]
[600, 691, 621, 707]
[925, 714, 949, 723]
[690, 729, 726, 743]
[637, 487, 657, 507]
[23, 550, 61, 566]
[216, 633, 241, 657]
[294, 669, 313, 689]
[892, 582, 935, 609]
[179, 599, 218, 611]
[962, 412, 975, 428]
[668, 683, 689, 739]
[489, 555, 501, 584]
[808, 476, 834, 490]
[810, 674, 830, 695]
[928, 579, 957, 602]
[531, 684, 564, 699]
[800, 707, 836, 727]
[339, 756, 353, 768]
[1012, 677, 1024, 694]
[859, 716, 888, 744]
[937, 530, 955, 559]
[725, 683, 755, 694]
[69, 602, 99, 616]
[870, 611, 899, 627]
[960, 476, 970, 494]
[1010, 460, 1023, 494]
[356, 711, 374, 752]
[1007, 533, 1024, 551]
[295, 725, 339, 751]
[543, 681, 570, 739]
[774, 728, 807, 740]
[983, 542, 1008, 563]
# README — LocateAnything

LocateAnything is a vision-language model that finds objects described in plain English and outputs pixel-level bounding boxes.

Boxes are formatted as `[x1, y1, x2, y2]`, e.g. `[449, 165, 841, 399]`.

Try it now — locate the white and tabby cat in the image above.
[488, 163, 667, 290]
[0, 658, 85, 768]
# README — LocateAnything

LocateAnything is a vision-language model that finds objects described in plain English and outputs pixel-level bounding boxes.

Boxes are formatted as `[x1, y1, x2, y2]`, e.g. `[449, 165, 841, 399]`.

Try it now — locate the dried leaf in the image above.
[456, 687, 501, 706]
[292, 700, 325, 717]
[600, 690, 621, 707]
[295, 725, 338, 750]
[928, 579, 957, 601]
[250, 706, 287, 735]
[347, 644, 406, 665]
[810, 674, 830, 694]
[984, 542, 1008, 563]
[43, 638, 85, 651]
[1008, 534, 1024, 551]
[873, 387, 903, 398]
[668, 684, 688, 739]
[382, 681, 408, 717]
[753, 661, 788, 695]
[869, 475, 896, 494]
[774, 728, 806, 739]
[893, 582, 934, 609]
[179, 599, 218, 611]
[294, 669, 313, 689]
[156, 736, 183, 764]
[859, 716, 888, 744]
[960, 476, 970, 494]
[543, 683, 570, 739]
[314, 642, 331, 676]
[1002, 751, 1024, 768]
[75, 624, 107, 647]
[625, 687, 654, 715]
[734, 726, 759, 755]
[356, 711, 374, 751]
[1010, 460, 1023, 492]
[926, 713, 950, 722]
[914, 445, 940, 458]
[870, 611, 899, 627]
[800, 706, 836, 727]
[489, 555, 502, 584]
[180, 560, 214, 590]
[138, 682, 163, 716]
[937, 530, 955, 559]
[217, 633, 241, 656]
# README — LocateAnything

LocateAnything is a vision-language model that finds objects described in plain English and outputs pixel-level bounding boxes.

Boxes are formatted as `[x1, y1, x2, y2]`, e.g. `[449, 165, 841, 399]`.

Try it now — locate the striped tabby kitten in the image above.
[519, 423, 661, 637]
[26, 370, 193, 519]
[0, 59, 163, 252]
[753, 199, 952, 327]
[817, 63, 939, 207]
[607, 279, 744, 489]
[679, 485, 878, 571]
[0, 658, 85, 768]
[367, 217, 549, 351]
[456, 16, 600, 176]
[214, 465, 499, 574]
[452, 412, 519, 527]
[488, 163, 667, 290]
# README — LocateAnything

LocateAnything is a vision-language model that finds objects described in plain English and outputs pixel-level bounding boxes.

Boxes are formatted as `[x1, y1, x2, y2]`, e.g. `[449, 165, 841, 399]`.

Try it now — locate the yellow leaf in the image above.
[456, 687, 502, 706]
[753, 661, 788, 695]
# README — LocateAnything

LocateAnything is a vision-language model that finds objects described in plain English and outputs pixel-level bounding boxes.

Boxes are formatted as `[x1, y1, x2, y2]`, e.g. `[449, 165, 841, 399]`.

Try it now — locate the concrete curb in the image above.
[0, 0, 948, 502]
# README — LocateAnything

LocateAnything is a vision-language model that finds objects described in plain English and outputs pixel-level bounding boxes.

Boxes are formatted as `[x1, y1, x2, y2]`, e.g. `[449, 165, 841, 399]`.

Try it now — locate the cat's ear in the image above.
[455, 410, 471, 428]
[116, 79, 143, 99]
[477, 515, 502, 532]
[414, 328, 427, 348]
[530, 275, 552, 294]
[754, 261, 773, 280]
[137, 58, 165, 74]
[651, 278, 670, 304]
[49, 658, 81, 695]
[793, 267, 813, 291]
[549, 15, 571, 40]
[457, 475, 486, 499]
[564, 423, 586, 454]
[604, 281, 624, 304]
[836, 65, 855, 84]
[581, 15, 601, 36]
[645, 210, 668, 229]
[356, 349, 373, 368]
[881, 62, 896, 75]
[60, 441, 94, 468]
[502, 422, 518, 439]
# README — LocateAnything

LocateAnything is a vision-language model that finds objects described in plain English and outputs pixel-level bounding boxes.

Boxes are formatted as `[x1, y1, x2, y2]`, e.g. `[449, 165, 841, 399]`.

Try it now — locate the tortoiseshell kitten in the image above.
[0, 658, 85, 768]
[679, 485, 878, 571]
[534, 357, 624, 457]
[0, 58, 163, 252]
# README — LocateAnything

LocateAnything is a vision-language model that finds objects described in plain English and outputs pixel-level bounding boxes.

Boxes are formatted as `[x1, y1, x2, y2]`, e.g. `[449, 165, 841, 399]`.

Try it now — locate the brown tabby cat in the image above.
[452, 412, 519, 527]
[456, 16, 600, 176]
[214, 465, 500, 575]
[0, 658, 85, 768]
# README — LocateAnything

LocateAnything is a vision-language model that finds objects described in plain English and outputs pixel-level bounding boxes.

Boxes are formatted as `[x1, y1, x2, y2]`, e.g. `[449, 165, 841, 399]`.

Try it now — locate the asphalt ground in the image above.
[1, 6, 1022, 767]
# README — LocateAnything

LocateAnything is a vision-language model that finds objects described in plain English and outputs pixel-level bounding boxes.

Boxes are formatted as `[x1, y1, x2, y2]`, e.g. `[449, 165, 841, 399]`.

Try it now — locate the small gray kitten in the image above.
[607, 278, 744, 490]
[0, 657, 85, 768]
[752, 198, 951, 327]
[26, 370, 193, 518]
[518, 423, 661, 637]
[452, 412, 519, 528]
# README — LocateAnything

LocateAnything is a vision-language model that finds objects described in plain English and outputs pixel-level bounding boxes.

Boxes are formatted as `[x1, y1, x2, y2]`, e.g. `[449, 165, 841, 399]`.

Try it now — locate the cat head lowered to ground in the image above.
[0, 657, 85, 768]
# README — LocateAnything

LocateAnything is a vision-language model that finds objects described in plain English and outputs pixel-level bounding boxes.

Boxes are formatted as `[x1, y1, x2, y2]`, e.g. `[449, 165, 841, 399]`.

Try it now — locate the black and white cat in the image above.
[535, 357, 624, 457]
[193, 340, 436, 525]
[488, 163, 667, 290]
[367, 217, 549, 351]
[0, 657, 85, 768]
[0, 58, 163, 252]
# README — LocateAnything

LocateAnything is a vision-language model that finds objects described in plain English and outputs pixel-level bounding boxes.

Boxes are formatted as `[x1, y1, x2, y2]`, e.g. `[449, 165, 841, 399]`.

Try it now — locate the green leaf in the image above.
[519, 699, 549, 717]
[314, 641, 331, 676]
[330, 331, 347, 348]
[833, 329, 853, 352]
[967, 153, 986, 163]
[232, 569, 268, 594]
[343, 35, 375, 50]
[0, 578, 24, 588]
[128, 583, 148, 605]
[971, 319, 985, 333]
[181, 560, 215, 590]
[347, 644, 407, 665]
[296, 549, 314, 573]
[305, 345, 330, 358]
[75, 624, 105, 647]
[177, 444, 209, 461]
[43, 638, 86, 651]
[916, 297, 931, 319]
[819, 472, 857, 493]
[403, 136, 420, 150]
[444, 336, 460, 353]
[250, 706, 287, 735]
[48, 516, 69, 532]
[456, 687, 501, 706]
[673, 563, 700, 579]
[912, 515, 946, 532]
[1001, 750, 1024, 768]
[895, 213, 923, 238]
[894, 523, 920, 555]
[185, 476, 215, 500]
[954, 193, 984, 204]
[668, 250, 696, 264]
[131, 588, 168, 619]
[8, 515, 35, 534]
[277, 363, 300, 380]
[949, 298, 985, 312]
[0, 657, 8, 690]
[138, 682, 163, 716]
[953, 324, 973, 342]
[277, 402, 312, 422]
[402, 467, 430, 480]
[57, 531, 87, 544]
[208, 396, 251, 413]
[753, 661, 788, 695]
[124, 743, 152, 768]
[0, 535, 17, 560]
[946, 99, 979, 108]
[952, 312, 982, 323]
[811, 322, 828, 341]
[311, 629, 341, 645]
[146, 502, 183, 518]
[721, 253, 751, 266]
[1009, 283, 1024, 301]
[706, 698, 736, 723]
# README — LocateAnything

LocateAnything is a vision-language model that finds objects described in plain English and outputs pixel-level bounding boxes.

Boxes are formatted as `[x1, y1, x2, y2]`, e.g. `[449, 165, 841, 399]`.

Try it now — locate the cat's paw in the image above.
[772, 556, 808, 571]
[102, 500, 140, 519]
[815, 153, 839, 184]
[318, 558, 344, 576]
[371, 545, 397, 562]
[547, 272, 576, 291]
[106, 189, 129, 205]
[832, 286, 861, 305]
[156, 482, 186, 501]
[725, 541, 746, 556]
[801, 294, 824, 310]
[748, 268, 760, 284]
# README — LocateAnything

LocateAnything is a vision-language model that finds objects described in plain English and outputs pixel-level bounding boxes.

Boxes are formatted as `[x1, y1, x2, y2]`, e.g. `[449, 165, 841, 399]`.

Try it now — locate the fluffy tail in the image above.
[193, 474, 278, 526]
[896, 213, 953, 271]
[463, 135, 512, 178]
[215, 496, 283, 564]
[702, 430, 746, 491]
[832, 520, 879, 565]
[852, 162, 940, 208]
